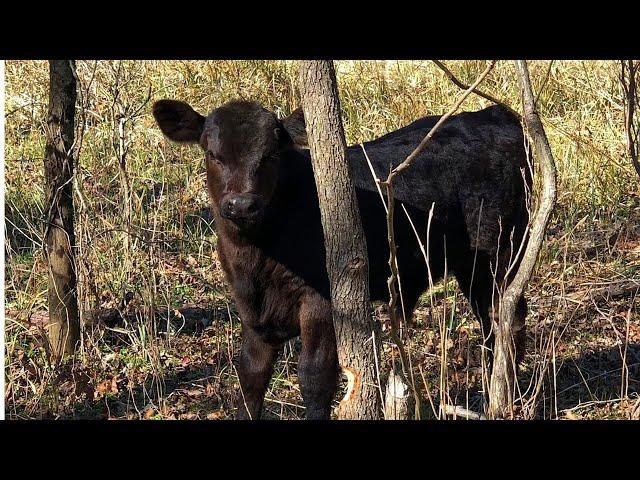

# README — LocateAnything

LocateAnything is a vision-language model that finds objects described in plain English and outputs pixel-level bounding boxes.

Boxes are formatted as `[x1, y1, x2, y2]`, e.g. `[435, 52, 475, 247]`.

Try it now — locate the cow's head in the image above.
[153, 99, 307, 232]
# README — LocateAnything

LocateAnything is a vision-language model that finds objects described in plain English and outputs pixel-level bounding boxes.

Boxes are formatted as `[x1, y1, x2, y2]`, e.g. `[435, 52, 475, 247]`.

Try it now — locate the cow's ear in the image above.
[153, 99, 205, 144]
[281, 107, 308, 148]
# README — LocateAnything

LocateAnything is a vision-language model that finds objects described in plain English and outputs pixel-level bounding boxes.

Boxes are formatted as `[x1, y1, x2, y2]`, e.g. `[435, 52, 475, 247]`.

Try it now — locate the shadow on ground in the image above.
[6, 300, 639, 420]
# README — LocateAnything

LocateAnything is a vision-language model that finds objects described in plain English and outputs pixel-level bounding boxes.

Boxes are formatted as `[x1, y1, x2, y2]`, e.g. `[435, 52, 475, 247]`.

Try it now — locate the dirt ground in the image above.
[5, 220, 639, 420]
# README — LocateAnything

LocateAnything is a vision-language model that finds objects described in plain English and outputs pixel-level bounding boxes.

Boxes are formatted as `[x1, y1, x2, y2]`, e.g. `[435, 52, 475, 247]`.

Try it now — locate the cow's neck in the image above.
[213, 210, 263, 255]
[212, 212, 264, 305]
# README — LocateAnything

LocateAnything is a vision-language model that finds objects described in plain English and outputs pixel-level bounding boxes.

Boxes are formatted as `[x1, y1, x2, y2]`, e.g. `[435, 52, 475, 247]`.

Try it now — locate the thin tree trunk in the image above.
[487, 60, 557, 419]
[298, 60, 381, 419]
[620, 60, 639, 178]
[117, 114, 132, 270]
[43, 60, 80, 360]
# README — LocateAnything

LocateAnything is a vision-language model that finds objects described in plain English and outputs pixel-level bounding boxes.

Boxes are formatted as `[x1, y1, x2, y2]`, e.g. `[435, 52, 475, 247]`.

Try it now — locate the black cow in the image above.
[153, 99, 531, 419]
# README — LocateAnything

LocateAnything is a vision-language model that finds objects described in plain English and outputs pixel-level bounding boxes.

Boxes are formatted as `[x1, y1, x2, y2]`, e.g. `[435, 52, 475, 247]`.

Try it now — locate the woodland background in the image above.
[4, 60, 639, 419]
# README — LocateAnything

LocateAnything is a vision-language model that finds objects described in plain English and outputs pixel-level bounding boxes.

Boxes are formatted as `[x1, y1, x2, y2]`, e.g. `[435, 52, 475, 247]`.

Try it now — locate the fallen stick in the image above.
[533, 280, 640, 308]
[441, 404, 487, 420]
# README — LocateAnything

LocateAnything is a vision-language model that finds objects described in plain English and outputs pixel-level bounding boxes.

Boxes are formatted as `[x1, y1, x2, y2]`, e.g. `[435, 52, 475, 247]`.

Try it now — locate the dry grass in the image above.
[4, 60, 639, 419]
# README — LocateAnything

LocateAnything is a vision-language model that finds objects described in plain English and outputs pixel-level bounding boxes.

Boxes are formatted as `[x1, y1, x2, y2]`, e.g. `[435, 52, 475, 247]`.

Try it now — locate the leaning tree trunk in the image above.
[487, 60, 557, 419]
[43, 60, 80, 360]
[299, 60, 381, 419]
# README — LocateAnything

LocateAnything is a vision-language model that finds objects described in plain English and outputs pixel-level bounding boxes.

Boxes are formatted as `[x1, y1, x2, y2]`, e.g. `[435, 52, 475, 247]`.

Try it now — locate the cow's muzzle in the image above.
[220, 193, 264, 227]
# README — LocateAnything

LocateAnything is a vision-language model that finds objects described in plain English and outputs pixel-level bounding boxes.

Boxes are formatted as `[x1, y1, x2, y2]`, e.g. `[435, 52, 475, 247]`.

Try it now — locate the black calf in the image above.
[153, 99, 531, 419]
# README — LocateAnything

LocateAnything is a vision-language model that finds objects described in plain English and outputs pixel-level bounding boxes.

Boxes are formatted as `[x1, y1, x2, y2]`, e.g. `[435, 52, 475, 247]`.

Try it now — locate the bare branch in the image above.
[507, 61, 558, 298]
[487, 60, 558, 419]
[442, 404, 487, 420]
[375, 62, 498, 419]
[385, 61, 497, 182]
[432, 60, 520, 118]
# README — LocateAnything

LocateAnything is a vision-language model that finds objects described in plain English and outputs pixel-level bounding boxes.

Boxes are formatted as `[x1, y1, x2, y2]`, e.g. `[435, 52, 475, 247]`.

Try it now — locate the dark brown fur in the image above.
[153, 99, 531, 420]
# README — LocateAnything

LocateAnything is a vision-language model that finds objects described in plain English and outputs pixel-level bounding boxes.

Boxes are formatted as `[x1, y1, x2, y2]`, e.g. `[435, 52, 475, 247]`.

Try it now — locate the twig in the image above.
[442, 404, 487, 420]
[383, 61, 497, 182]
[373, 61, 497, 419]
[561, 398, 626, 414]
[534, 60, 555, 107]
[533, 279, 640, 309]
[487, 60, 558, 419]
[432, 60, 520, 118]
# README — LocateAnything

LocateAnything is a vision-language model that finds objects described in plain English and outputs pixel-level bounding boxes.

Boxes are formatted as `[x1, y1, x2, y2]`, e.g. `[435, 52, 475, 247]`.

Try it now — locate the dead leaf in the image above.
[93, 376, 119, 400]
[143, 407, 156, 419]
[184, 388, 203, 398]
[205, 383, 215, 397]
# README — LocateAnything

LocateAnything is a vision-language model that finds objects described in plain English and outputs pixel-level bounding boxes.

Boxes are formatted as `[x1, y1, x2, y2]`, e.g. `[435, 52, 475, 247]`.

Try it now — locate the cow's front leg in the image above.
[236, 326, 280, 420]
[298, 298, 339, 420]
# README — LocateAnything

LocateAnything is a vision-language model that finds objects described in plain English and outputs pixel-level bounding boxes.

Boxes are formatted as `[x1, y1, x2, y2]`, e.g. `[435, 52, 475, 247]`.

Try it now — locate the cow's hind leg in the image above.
[453, 251, 528, 370]
[453, 253, 497, 366]
[513, 295, 527, 365]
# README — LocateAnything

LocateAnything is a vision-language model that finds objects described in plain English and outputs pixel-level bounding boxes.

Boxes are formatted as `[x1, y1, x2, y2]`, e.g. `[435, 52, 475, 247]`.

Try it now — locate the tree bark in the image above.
[43, 60, 80, 360]
[298, 60, 381, 419]
[487, 60, 557, 419]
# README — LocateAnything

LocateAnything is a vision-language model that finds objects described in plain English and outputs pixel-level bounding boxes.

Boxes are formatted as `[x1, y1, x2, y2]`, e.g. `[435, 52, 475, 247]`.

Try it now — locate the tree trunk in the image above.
[487, 60, 557, 419]
[43, 60, 80, 360]
[298, 60, 381, 419]
[620, 60, 639, 178]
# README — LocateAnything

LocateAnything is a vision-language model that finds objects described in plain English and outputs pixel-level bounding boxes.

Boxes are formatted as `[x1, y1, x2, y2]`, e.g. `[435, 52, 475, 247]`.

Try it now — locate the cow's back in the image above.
[347, 105, 527, 206]
[259, 104, 530, 306]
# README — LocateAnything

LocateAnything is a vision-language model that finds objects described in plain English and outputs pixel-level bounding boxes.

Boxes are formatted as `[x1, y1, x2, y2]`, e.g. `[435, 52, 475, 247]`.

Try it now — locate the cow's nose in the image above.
[221, 194, 262, 220]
